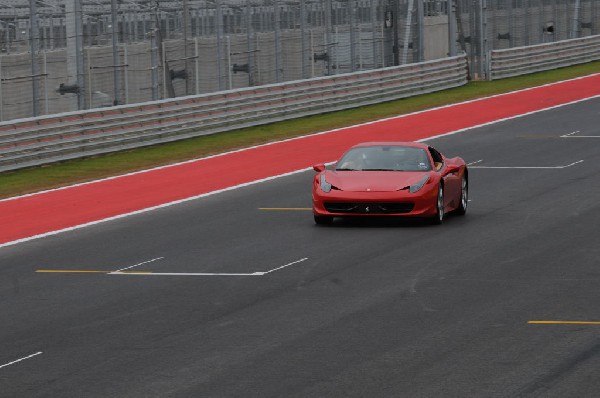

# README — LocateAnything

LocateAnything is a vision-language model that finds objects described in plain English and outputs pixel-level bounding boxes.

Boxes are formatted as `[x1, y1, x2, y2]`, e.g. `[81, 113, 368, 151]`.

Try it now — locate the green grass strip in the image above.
[1, 61, 599, 200]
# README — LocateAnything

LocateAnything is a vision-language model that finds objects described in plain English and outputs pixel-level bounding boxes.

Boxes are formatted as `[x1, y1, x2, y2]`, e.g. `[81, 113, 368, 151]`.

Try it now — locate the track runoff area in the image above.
[0, 74, 599, 396]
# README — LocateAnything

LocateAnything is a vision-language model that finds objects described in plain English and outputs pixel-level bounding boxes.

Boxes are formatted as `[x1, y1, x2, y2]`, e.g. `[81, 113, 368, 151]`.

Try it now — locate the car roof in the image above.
[350, 141, 429, 150]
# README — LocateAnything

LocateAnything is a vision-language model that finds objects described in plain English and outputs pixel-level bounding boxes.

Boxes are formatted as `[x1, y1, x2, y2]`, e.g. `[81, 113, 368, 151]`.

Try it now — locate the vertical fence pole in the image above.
[87, 49, 92, 107]
[111, 0, 120, 105]
[150, 10, 159, 101]
[325, 0, 332, 75]
[255, 33, 261, 84]
[349, 0, 356, 72]
[300, 0, 307, 78]
[572, 0, 581, 38]
[371, 0, 378, 68]
[246, 0, 254, 86]
[227, 35, 232, 89]
[195, 37, 200, 94]
[448, 0, 457, 56]
[216, 0, 224, 90]
[29, 0, 40, 117]
[43, 50, 48, 114]
[274, 0, 282, 82]
[416, 0, 424, 62]
[0, 56, 3, 121]
[123, 44, 129, 104]
[162, 41, 167, 98]
[334, 25, 339, 73]
[183, 0, 190, 95]
[310, 28, 315, 77]
[75, 0, 85, 109]
[402, 0, 415, 64]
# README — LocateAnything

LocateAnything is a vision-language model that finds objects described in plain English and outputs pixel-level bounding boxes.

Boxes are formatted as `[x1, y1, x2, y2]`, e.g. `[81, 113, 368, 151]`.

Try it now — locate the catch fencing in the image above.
[1, 1, 600, 122]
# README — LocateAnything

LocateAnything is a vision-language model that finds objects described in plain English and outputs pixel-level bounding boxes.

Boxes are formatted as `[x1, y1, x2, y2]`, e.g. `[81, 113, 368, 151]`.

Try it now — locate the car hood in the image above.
[325, 171, 430, 192]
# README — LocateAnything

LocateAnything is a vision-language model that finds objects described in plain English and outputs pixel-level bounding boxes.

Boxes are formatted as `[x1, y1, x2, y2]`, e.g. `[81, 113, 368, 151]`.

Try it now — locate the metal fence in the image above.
[1, 0, 444, 121]
[0, 0, 599, 122]
[455, 0, 600, 79]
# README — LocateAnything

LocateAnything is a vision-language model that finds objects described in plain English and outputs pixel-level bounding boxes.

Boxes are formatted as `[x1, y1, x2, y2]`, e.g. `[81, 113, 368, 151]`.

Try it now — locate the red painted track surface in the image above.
[2, 74, 600, 245]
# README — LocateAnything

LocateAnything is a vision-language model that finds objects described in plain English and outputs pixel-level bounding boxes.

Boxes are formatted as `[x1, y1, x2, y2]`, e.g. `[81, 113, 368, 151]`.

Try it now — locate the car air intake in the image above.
[324, 202, 414, 214]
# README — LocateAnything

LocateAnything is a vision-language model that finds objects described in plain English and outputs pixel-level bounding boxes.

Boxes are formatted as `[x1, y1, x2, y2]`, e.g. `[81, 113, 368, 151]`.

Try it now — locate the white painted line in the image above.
[561, 131, 580, 137]
[0, 352, 43, 370]
[470, 160, 584, 169]
[114, 272, 264, 276]
[467, 160, 483, 166]
[561, 130, 600, 138]
[110, 257, 309, 277]
[262, 257, 308, 274]
[2, 93, 600, 250]
[111, 257, 164, 273]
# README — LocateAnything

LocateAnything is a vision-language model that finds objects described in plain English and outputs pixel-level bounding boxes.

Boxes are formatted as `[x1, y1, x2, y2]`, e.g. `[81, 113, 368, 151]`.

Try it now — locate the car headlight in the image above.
[409, 175, 430, 193]
[320, 174, 332, 193]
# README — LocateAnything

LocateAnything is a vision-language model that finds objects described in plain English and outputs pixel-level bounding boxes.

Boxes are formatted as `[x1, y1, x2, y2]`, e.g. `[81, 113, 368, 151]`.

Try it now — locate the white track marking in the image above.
[561, 131, 600, 138]
[467, 160, 483, 166]
[0, 352, 43, 370]
[261, 257, 308, 274]
[2, 91, 600, 249]
[112, 257, 164, 273]
[561, 131, 580, 137]
[110, 257, 308, 277]
[470, 160, 584, 169]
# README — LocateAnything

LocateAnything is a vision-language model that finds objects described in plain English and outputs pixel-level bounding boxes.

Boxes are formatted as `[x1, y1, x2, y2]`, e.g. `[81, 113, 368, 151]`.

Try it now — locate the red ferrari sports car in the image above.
[312, 142, 468, 225]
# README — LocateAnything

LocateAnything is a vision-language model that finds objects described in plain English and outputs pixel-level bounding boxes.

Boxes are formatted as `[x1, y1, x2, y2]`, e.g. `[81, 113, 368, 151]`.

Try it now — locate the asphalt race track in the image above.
[1, 97, 599, 397]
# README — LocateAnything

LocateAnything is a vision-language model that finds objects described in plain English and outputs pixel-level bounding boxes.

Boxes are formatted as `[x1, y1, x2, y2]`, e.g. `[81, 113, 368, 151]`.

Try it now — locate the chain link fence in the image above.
[0, 0, 598, 122]
[455, 0, 600, 79]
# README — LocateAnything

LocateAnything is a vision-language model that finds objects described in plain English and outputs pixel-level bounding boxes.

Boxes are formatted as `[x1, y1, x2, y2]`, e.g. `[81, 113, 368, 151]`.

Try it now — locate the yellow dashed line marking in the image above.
[36, 270, 111, 273]
[258, 208, 311, 211]
[528, 321, 600, 325]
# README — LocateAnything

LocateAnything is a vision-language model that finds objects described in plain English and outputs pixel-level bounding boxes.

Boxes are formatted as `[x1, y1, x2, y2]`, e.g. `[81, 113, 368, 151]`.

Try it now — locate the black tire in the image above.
[455, 174, 468, 216]
[314, 214, 333, 225]
[429, 184, 444, 225]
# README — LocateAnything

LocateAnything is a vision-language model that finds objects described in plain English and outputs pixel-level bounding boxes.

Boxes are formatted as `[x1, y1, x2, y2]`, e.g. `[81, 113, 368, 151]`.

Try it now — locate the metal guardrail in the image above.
[487, 35, 600, 81]
[0, 55, 468, 172]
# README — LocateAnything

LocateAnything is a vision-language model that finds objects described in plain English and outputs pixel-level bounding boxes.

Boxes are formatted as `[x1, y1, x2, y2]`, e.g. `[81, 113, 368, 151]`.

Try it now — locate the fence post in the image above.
[226, 35, 232, 89]
[29, 0, 40, 117]
[0, 56, 3, 121]
[195, 37, 200, 94]
[246, 0, 255, 86]
[216, 0, 224, 90]
[572, 0, 581, 38]
[416, 0, 424, 62]
[325, 0, 332, 75]
[123, 44, 129, 104]
[87, 48, 92, 107]
[43, 50, 48, 114]
[274, 0, 282, 82]
[371, 0, 379, 68]
[402, 0, 415, 64]
[349, 0, 357, 72]
[448, 0, 457, 56]
[111, 0, 120, 105]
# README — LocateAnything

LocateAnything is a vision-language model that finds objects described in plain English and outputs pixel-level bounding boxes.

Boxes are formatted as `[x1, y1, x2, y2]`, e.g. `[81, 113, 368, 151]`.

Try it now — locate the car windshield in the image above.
[336, 146, 432, 172]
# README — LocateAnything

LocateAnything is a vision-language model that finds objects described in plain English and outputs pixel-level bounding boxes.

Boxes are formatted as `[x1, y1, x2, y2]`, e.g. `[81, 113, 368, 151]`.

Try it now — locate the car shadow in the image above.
[316, 213, 465, 228]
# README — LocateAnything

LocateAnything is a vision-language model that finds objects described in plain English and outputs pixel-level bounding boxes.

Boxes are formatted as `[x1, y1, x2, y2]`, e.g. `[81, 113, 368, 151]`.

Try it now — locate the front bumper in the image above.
[312, 184, 438, 218]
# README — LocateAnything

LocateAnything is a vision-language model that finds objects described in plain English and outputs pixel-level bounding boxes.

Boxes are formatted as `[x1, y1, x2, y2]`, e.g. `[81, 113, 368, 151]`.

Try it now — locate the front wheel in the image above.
[455, 174, 468, 216]
[429, 184, 444, 225]
[314, 214, 333, 225]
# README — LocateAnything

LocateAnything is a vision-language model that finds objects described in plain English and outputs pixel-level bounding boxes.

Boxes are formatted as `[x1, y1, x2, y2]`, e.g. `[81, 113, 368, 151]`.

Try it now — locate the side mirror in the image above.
[313, 163, 326, 172]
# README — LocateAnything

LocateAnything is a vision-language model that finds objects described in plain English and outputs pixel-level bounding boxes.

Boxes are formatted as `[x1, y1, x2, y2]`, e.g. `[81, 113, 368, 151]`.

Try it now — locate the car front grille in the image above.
[324, 202, 414, 214]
